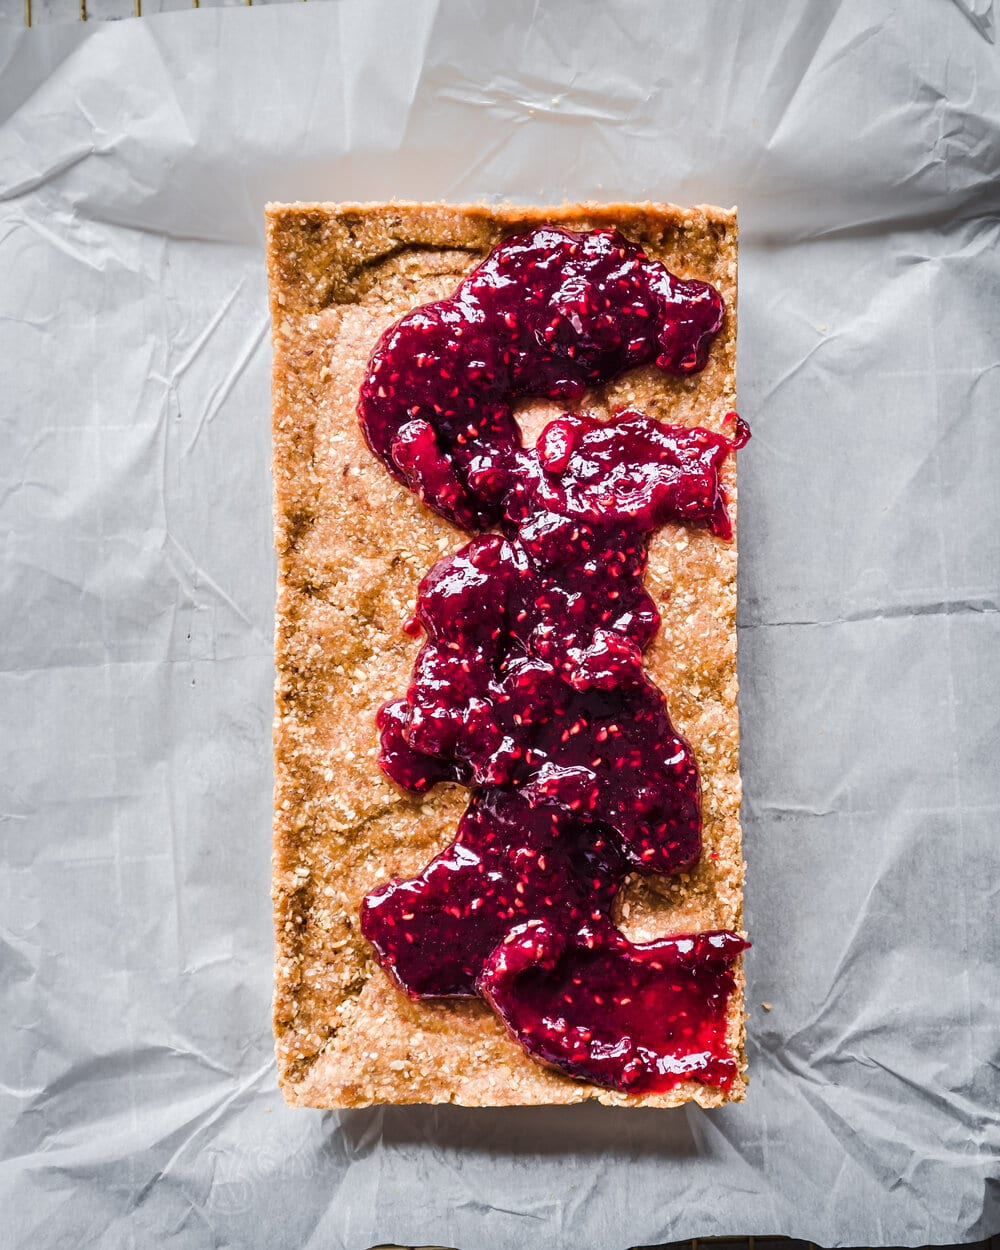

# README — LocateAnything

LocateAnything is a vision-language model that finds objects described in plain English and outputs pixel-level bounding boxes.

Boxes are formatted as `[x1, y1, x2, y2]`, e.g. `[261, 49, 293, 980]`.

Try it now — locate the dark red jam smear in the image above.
[357, 226, 749, 1094]
[482, 926, 748, 1093]
[360, 224, 727, 532]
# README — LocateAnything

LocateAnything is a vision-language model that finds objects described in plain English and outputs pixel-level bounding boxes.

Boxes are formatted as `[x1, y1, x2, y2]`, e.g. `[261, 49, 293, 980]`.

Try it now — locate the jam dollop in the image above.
[360, 224, 726, 531]
[481, 925, 748, 1093]
[356, 226, 749, 1095]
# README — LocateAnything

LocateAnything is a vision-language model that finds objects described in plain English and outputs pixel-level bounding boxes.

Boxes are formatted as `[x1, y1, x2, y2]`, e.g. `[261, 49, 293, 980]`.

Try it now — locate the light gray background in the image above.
[1, 2, 998, 1247]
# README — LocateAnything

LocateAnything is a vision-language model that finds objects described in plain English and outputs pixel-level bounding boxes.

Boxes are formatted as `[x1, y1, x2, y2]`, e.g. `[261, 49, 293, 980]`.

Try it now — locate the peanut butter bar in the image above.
[268, 201, 744, 1108]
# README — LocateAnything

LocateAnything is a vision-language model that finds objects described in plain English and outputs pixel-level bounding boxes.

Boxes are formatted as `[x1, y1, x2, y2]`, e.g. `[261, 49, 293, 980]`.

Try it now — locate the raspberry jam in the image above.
[482, 926, 749, 1093]
[357, 226, 749, 1094]
[360, 224, 727, 532]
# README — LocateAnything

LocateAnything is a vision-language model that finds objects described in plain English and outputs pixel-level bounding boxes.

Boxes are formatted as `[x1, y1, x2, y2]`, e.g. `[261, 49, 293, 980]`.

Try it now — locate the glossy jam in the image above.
[362, 790, 625, 998]
[357, 226, 749, 1094]
[360, 224, 726, 531]
[482, 925, 748, 1093]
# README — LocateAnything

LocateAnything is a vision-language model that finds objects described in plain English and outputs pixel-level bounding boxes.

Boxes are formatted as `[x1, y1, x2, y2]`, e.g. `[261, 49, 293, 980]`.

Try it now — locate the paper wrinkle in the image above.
[1, 1, 999, 1247]
[948, 0, 997, 43]
[183, 314, 269, 455]
[741, 598, 1000, 628]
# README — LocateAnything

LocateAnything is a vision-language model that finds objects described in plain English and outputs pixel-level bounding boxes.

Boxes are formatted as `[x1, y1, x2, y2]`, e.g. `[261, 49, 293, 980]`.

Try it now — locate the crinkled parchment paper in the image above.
[1, 2, 998, 1246]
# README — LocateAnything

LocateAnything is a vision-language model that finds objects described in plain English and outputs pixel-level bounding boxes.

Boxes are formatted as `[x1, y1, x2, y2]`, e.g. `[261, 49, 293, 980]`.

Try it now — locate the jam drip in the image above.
[357, 226, 748, 1095]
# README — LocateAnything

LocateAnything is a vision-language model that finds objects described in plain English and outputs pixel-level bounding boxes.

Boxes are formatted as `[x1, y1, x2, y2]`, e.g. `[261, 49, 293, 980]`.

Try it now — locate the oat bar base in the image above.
[268, 201, 744, 1108]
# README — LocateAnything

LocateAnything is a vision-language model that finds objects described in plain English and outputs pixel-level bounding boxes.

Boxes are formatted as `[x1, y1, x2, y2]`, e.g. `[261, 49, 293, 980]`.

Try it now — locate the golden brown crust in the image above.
[268, 201, 744, 1108]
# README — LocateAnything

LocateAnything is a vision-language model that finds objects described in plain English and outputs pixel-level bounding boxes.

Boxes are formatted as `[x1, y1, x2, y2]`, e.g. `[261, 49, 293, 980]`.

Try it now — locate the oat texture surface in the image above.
[268, 201, 744, 1108]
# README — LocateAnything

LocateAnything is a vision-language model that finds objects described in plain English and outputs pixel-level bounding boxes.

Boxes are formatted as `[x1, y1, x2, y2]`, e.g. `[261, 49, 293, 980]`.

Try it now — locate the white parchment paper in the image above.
[1, 2, 999, 1246]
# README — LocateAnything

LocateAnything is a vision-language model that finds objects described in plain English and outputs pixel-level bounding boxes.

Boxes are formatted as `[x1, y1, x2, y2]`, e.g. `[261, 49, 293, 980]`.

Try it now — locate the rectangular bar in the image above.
[268, 201, 744, 1108]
